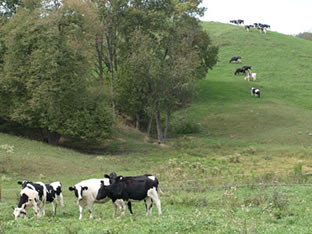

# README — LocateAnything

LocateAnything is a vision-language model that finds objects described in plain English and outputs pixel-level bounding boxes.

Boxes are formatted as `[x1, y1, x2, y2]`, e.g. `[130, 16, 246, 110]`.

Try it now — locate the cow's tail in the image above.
[158, 187, 166, 196]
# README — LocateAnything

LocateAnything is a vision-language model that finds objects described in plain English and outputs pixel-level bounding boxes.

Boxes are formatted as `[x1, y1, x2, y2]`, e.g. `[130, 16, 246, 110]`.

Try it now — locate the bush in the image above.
[170, 119, 201, 134]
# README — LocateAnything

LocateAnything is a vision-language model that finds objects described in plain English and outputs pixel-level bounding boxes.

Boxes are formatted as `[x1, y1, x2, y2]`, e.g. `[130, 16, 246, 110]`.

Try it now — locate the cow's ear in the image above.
[17, 181, 22, 185]
[100, 180, 104, 185]
[116, 176, 123, 181]
[69, 186, 75, 191]
[104, 174, 110, 178]
[82, 186, 88, 191]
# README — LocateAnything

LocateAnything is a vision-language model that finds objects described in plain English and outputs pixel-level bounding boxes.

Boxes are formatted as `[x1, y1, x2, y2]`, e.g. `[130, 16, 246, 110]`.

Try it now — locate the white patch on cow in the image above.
[148, 176, 155, 181]
[103, 178, 110, 186]
[76, 186, 83, 200]
[147, 187, 162, 216]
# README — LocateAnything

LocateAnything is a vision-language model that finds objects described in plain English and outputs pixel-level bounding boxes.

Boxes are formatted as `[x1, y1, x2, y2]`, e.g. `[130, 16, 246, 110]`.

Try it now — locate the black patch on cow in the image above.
[18, 193, 29, 208]
[45, 184, 56, 203]
[55, 186, 62, 196]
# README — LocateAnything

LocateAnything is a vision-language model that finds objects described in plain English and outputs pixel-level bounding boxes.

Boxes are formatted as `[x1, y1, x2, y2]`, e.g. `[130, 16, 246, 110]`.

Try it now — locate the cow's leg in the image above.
[127, 202, 133, 215]
[145, 197, 153, 216]
[113, 201, 118, 217]
[120, 201, 126, 216]
[78, 202, 85, 220]
[87, 203, 94, 219]
[41, 201, 46, 217]
[147, 188, 162, 216]
[31, 200, 40, 218]
[59, 194, 65, 215]
[52, 200, 57, 216]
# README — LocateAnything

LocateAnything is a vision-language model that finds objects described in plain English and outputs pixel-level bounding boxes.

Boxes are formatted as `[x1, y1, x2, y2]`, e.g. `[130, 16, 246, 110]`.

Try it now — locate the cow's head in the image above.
[96, 181, 110, 200]
[13, 204, 27, 220]
[17, 180, 31, 189]
[104, 172, 117, 184]
[69, 186, 88, 201]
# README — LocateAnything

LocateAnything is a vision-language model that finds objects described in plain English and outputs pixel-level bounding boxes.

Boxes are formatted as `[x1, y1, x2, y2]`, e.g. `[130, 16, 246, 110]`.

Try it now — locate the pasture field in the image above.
[2, 22, 312, 233]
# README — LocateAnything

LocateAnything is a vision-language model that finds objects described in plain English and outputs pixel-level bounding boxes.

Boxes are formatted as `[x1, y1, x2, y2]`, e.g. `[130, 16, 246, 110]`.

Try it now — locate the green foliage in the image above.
[170, 118, 201, 135]
[0, 1, 112, 141]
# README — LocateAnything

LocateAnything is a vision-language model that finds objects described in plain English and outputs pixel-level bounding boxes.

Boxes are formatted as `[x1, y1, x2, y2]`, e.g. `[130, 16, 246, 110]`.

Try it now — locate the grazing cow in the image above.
[230, 20, 238, 24]
[245, 25, 254, 32]
[14, 180, 64, 219]
[96, 174, 162, 217]
[13, 181, 47, 219]
[229, 56, 242, 63]
[234, 68, 246, 75]
[251, 87, 261, 98]
[237, 19, 244, 25]
[244, 72, 257, 81]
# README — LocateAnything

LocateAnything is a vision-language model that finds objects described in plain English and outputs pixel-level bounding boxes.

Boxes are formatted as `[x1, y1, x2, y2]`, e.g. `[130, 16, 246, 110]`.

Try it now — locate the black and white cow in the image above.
[96, 174, 162, 217]
[230, 20, 238, 24]
[229, 56, 242, 63]
[237, 19, 244, 25]
[251, 87, 261, 98]
[245, 25, 254, 32]
[69, 178, 111, 219]
[234, 68, 246, 75]
[45, 182, 64, 215]
[13, 181, 47, 219]
[13, 180, 64, 219]
[242, 66, 252, 71]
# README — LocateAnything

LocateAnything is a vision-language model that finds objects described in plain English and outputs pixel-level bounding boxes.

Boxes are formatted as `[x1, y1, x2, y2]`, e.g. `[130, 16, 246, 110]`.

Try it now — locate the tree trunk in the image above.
[147, 114, 153, 137]
[155, 111, 164, 144]
[95, 34, 104, 80]
[163, 111, 170, 143]
[105, 33, 116, 118]
[135, 112, 140, 130]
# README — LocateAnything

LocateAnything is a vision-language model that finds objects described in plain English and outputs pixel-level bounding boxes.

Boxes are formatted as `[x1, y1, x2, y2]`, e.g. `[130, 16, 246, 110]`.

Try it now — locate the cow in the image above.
[234, 68, 246, 75]
[96, 174, 162, 217]
[237, 19, 244, 25]
[251, 87, 261, 98]
[45, 182, 64, 215]
[245, 72, 257, 81]
[69, 178, 111, 219]
[230, 20, 238, 24]
[245, 25, 254, 32]
[229, 56, 242, 63]
[13, 181, 47, 219]
[14, 180, 64, 219]
[242, 66, 252, 71]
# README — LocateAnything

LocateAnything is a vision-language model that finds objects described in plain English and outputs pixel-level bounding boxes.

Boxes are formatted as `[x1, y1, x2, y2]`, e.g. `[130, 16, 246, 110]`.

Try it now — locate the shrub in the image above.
[171, 119, 201, 134]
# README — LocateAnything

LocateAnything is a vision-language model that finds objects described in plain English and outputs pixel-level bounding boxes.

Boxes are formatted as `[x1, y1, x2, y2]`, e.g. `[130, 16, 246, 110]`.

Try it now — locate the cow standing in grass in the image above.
[13, 180, 64, 219]
[96, 174, 162, 217]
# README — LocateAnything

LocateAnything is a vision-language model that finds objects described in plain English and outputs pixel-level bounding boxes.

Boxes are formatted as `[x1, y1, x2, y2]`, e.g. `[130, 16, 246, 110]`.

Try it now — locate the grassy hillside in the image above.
[2, 22, 312, 233]
[185, 22, 312, 146]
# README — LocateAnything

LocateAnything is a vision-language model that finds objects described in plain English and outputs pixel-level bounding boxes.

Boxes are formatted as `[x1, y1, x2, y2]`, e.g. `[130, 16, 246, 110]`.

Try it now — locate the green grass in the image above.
[2, 22, 312, 233]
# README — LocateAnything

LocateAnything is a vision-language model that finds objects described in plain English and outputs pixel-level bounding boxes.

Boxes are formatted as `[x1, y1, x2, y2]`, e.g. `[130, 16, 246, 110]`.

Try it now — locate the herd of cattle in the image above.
[12, 173, 162, 220]
[228, 19, 266, 98]
[229, 56, 260, 98]
[230, 19, 271, 34]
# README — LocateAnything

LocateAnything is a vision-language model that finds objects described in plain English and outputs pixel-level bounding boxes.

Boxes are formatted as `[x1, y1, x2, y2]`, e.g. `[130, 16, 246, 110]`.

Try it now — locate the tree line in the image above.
[0, 0, 218, 144]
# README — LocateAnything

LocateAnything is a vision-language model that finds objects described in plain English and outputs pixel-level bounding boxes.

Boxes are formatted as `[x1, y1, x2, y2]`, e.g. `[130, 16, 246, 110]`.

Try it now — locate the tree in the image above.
[0, 0, 113, 143]
[116, 13, 218, 143]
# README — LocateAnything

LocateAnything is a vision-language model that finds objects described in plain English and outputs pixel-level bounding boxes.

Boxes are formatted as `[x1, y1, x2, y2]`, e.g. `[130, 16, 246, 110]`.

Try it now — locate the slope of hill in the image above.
[184, 21, 312, 146]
